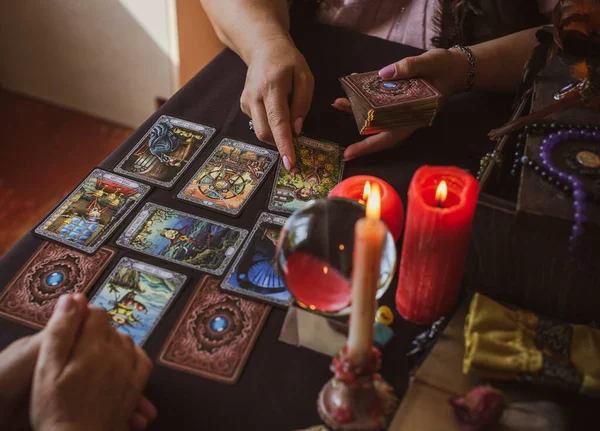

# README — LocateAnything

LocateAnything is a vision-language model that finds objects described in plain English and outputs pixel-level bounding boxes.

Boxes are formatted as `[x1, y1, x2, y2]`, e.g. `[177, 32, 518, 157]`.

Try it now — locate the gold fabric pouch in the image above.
[464, 293, 600, 396]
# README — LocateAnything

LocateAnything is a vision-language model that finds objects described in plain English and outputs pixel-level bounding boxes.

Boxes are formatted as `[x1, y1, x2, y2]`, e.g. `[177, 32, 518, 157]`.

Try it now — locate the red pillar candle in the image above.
[329, 175, 404, 241]
[395, 166, 478, 325]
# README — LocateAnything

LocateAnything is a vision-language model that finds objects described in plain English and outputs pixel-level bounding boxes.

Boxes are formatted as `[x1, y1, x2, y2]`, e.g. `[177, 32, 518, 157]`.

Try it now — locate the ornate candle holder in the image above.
[317, 346, 399, 430]
[278, 198, 399, 429]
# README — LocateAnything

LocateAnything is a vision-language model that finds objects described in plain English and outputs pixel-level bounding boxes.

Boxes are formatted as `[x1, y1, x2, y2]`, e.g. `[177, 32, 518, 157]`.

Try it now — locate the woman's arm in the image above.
[200, 0, 314, 169]
[378, 27, 542, 96]
[200, 0, 290, 64]
[465, 27, 541, 94]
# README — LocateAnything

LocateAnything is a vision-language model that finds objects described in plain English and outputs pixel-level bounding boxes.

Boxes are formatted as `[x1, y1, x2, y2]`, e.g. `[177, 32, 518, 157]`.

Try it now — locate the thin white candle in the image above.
[347, 184, 386, 366]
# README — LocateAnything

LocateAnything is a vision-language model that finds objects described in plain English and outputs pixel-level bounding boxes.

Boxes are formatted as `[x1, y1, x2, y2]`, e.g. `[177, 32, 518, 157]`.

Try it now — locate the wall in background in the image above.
[176, 0, 224, 87]
[0, 0, 179, 128]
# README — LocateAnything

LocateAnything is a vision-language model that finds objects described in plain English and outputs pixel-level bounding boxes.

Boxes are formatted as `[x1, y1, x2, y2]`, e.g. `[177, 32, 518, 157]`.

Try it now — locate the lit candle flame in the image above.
[366, 183, 381, 219]
[435, 180, 448, 206]
[362, 181, 371, 202]
[323, 266, 329, 275]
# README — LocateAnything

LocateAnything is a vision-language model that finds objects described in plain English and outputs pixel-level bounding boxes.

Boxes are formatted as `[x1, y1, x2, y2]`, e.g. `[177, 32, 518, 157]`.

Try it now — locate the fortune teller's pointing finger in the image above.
[240, 38, 314, 171]
[203, 0, 314, 171]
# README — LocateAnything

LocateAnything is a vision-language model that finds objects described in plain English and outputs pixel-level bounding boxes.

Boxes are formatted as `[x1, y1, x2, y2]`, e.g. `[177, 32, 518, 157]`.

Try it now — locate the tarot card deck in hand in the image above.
[340, 71, 441, 135]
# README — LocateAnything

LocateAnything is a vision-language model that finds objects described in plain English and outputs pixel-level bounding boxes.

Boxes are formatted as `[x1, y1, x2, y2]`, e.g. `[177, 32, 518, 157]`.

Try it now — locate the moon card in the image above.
[158, 276, 270, 383]
[268, 136, 344, 214]
[177, 138, 278, 216]
[114, 115, 216, 189]
[0, 242, 115, 329]
[117, 203, 247, 275]
[88, 257, 187, 345]
[35, 169, 151, 254]
[221, 212, 292, 308]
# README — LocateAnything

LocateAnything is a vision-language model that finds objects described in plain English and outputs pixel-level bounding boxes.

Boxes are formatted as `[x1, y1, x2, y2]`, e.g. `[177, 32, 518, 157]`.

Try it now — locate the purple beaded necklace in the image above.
[516, 124, 600, 271]
[538, 128, 599, 252]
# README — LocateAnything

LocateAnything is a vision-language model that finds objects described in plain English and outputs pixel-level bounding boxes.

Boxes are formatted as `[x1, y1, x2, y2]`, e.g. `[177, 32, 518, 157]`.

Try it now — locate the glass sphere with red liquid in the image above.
[276, 198, 397, 316]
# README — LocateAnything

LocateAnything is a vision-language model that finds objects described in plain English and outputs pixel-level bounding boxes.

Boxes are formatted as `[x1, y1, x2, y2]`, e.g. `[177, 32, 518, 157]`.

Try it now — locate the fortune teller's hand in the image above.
[333, 48, 469, 161]
[30, 295, 157, 431]
[241, 37, 314, 170]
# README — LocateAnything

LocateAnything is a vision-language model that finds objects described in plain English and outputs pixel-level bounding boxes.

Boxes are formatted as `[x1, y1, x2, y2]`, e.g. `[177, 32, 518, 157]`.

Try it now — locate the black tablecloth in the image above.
[0, 18, 513, 430]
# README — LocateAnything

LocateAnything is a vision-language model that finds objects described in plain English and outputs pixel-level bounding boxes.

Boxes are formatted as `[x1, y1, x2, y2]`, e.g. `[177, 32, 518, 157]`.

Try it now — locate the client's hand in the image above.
[334, 48, 469, 161]
[0, 331, 43, 430]
[29, 295, 156, 431]
[0, 294, 88, 431]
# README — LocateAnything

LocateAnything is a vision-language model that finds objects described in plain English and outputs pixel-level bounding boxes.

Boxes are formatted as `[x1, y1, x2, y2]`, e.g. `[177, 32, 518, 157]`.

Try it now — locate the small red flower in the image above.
[449, 386, 505, 431]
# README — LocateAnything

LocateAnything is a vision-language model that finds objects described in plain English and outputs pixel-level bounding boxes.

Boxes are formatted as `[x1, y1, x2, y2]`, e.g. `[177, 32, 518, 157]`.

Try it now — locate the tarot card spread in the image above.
[88, 257, 186, 346]
[221, 212, 292, 307]
[35, 169, 151, 254]
[114, 115, 216, 188]
[158, 276, 270, 384]
[268, 136, 345, 214]
[178, 138, 278, 215]
[117, 203, 247, 276]
[0, 242, 115, 329]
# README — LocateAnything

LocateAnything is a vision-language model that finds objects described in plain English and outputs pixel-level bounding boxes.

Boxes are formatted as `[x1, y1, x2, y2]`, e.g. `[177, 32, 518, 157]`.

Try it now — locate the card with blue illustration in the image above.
[117, 203, 247, 275]
[88, 257, 187, 345]
[114, 115, 216, 189]
[221, 212, 292, 307]
[35, 169, 151, 253]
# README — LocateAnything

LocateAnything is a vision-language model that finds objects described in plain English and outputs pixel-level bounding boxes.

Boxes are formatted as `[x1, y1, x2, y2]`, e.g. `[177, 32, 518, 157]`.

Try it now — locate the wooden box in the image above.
[465, 59, 600, 324]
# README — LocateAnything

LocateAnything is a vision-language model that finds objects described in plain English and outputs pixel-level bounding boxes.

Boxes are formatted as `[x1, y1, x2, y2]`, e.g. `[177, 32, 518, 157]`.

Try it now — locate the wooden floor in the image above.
[0, 90, 133, 256]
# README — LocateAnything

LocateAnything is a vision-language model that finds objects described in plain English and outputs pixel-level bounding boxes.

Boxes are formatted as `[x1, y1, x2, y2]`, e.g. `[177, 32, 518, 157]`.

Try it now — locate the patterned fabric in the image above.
[520, 318, 584, 392]
[464, 293, 600, 396]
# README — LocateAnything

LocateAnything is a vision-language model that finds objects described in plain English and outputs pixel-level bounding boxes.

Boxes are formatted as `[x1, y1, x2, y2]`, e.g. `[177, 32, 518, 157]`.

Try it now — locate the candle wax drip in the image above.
[285, 251, 351, 312]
